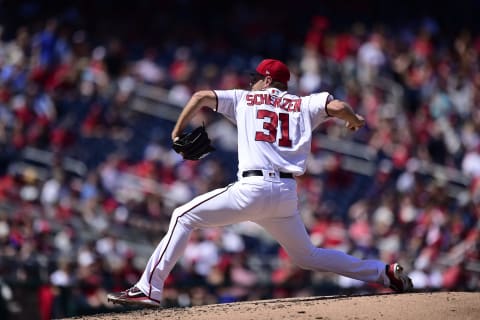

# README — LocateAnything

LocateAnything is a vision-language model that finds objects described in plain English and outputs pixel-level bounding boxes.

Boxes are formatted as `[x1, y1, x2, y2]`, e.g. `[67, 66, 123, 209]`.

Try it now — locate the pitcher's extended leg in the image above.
[256, 213, 386, 284]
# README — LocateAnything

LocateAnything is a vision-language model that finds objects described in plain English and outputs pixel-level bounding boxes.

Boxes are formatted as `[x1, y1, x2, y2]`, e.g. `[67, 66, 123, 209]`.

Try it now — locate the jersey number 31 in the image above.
[255, 110, 292, 147]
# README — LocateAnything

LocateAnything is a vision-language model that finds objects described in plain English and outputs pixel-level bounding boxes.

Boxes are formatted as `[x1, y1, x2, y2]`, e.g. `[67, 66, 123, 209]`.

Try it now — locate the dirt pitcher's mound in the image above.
[68, 292, 479, 320]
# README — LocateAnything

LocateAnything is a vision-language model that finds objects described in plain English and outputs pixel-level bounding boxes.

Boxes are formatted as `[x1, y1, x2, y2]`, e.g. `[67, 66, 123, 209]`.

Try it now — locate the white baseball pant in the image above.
[135, 173, 388, 303]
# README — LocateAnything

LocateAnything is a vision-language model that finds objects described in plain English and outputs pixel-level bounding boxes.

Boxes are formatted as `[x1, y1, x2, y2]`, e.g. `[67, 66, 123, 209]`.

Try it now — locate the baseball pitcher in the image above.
[108, 58, 413, 307]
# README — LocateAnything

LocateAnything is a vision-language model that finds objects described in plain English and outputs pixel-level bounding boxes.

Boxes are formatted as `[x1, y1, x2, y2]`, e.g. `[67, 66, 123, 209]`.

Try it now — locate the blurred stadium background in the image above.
[0, 0, 479, 319]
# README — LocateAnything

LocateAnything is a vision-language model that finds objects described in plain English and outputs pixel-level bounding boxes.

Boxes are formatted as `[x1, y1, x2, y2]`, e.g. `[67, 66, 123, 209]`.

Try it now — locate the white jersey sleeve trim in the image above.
[213, 90, 219, 112]
[325, 93, 334, 117]
[307, 91, 332, 129]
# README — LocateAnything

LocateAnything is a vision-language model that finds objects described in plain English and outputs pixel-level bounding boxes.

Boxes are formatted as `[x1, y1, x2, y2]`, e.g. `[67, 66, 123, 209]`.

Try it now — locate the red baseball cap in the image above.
[255, 59, 290, 84]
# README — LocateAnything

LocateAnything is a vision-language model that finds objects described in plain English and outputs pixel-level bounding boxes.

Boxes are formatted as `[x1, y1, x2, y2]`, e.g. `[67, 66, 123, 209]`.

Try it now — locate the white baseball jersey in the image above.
[214, 87, 331, 177]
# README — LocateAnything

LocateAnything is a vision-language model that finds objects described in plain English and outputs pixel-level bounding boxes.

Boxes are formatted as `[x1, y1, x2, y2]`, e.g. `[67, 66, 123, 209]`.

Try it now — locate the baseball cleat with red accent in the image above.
[107, 286, 161, 307]
[386, 263, 413, 292]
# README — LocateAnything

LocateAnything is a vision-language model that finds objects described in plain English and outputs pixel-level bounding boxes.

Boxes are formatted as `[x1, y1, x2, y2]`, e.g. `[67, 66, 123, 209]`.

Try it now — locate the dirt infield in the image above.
[65, 292, 479, 320]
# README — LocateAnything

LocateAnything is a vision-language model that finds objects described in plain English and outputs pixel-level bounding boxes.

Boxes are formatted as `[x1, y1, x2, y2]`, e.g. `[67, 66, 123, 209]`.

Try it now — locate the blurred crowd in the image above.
[0, 2, 480, 320]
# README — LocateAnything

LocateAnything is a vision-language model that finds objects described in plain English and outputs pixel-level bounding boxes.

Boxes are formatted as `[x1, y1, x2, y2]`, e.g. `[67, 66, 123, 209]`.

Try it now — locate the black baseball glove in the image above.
[172, 125, 215, 160]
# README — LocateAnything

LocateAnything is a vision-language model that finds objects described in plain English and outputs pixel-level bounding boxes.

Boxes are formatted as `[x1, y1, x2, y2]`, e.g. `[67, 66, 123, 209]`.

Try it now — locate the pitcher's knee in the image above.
[171, 207, 183, 219]
[290, 255, 315, 270]
[171, 207, 196, 229]
[287, 246, 323, 270]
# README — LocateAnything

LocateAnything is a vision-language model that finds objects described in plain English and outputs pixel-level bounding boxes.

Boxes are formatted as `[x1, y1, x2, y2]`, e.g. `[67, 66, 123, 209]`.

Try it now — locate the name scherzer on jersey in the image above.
[214, 87, 332, 178]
